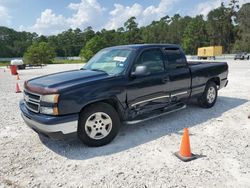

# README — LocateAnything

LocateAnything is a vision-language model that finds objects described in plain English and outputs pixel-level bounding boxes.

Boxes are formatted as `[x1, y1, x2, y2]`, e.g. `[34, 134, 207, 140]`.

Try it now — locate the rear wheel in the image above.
[198, 81, 218, 108]
[78, 102, 120, 147]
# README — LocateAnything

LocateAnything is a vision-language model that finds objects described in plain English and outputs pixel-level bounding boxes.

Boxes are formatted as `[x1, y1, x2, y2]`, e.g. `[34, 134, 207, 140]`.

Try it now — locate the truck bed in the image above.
[187, 60, 228, 97]
[187, 60, 226, 65]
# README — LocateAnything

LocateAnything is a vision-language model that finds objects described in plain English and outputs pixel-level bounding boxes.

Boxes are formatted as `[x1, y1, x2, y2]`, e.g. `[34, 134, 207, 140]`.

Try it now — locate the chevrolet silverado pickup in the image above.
[20, 44, 228, 146]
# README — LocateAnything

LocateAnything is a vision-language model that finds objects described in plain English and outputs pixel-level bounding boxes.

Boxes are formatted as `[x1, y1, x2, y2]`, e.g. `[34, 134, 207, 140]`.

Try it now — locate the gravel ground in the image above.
[0, 60, 250, 188]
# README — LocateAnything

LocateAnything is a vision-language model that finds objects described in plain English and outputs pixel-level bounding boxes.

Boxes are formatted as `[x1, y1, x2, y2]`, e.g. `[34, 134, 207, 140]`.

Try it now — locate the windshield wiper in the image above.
[90, 69, 107, 74]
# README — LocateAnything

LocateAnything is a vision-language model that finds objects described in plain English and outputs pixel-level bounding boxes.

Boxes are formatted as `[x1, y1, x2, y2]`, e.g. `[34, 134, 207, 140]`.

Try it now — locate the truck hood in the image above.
[25, 69, 110, 94]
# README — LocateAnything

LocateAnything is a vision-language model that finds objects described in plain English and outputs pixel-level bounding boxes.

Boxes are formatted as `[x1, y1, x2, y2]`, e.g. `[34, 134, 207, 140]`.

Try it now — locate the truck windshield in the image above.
[83, 48, 133, 75]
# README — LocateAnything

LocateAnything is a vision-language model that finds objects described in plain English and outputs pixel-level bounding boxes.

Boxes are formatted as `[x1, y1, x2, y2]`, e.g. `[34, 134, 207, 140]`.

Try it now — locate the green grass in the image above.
[0, 59, 85, 67]
[52, 59, 85, 64]
[0, 61, 9, 66]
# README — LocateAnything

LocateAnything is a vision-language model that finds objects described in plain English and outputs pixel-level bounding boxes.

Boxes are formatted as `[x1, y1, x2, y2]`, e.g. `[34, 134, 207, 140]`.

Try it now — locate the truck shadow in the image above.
[39, 96, 248, 160]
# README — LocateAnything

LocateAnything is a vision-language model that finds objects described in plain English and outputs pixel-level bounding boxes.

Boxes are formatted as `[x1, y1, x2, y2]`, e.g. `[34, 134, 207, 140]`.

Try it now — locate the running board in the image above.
[124, 104, 187, 125]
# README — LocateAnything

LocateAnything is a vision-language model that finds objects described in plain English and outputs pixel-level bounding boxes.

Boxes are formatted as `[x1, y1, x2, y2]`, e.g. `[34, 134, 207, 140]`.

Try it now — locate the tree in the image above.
[229, 0, 240, 24]
[24, 42, 56, 64]
[83, 27, 95, 42]
[1, 2, 250, 58]
[35, 35, 48, 43]
[124, 17, 142, 43]
[141, 18, 169, 43]
[0, 27, 37, 57]
[182, 15, 209, 54]
[233, 3, 250, 52]
[207, 3, 235, 53]
[167, 14, 192, 44]
[80, 35, 106, 60]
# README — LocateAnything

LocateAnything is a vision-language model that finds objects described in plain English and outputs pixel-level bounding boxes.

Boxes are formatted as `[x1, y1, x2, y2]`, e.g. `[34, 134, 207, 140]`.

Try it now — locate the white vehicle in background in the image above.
[234, 52, 250, 60]
[10, 59, 26, 69]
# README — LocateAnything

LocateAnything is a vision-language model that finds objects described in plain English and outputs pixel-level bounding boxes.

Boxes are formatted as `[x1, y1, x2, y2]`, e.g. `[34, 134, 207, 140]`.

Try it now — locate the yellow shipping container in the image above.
[197, 46, 223, 59]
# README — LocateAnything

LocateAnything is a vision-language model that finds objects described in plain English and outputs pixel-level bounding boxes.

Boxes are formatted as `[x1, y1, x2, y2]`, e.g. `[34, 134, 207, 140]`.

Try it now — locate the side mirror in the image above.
[131, 65, 149, 77]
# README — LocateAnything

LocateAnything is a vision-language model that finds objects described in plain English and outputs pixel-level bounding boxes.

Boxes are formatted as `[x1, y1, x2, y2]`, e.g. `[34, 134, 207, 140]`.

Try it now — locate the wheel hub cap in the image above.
[85, 112, 112, 140]
[207, 87, 216, 104]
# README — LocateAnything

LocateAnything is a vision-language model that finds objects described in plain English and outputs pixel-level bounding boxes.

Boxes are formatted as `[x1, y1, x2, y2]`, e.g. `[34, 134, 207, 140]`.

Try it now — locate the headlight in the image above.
[40, 94, 59, 115]
[40, 106, 59, 115]
[41, 94, 59, 103]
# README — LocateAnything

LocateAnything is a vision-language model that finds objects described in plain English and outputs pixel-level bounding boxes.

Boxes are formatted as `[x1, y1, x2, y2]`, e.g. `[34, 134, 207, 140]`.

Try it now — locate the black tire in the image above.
[247, 56, 249, 60]
[78, 102, 120, 147]
[198, 81, 218, 108]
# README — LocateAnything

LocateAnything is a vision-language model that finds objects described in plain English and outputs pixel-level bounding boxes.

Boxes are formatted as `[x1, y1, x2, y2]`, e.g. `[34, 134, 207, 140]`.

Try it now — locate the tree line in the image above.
[0, 1, 249, 61]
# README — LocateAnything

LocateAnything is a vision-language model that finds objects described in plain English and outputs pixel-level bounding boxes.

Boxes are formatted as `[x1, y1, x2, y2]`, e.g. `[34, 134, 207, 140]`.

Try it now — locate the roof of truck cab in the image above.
[105, 44, 180, 50]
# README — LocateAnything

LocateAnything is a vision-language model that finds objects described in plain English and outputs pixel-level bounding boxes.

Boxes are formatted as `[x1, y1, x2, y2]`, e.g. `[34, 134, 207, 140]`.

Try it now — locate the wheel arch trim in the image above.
[79, 97, 125, 121]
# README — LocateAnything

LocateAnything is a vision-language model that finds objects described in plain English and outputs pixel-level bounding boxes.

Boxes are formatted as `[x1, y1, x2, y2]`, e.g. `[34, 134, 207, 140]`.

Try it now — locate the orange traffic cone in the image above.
[16, 74, 20, 80]
[15, 83, 21, 93]
[174, 128, 197, 162]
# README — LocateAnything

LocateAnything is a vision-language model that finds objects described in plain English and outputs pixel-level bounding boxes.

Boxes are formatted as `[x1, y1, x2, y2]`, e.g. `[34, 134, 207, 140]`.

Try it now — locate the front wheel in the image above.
[78, 102, 120, 147]
[198, 81, 218, 108]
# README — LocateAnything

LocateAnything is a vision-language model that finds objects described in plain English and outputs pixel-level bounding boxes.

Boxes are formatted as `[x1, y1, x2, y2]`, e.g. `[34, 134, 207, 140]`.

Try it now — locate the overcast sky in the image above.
[0, 0, 249, 35]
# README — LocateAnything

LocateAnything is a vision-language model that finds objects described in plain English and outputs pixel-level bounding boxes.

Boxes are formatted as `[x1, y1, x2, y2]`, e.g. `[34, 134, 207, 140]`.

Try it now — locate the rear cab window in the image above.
[164, 48, 187, 69]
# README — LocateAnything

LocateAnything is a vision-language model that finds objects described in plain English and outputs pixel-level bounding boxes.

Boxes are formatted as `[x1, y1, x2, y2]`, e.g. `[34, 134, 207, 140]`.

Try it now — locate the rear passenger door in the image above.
[164, 48, 191, 103]
[127, 48, 169, 114]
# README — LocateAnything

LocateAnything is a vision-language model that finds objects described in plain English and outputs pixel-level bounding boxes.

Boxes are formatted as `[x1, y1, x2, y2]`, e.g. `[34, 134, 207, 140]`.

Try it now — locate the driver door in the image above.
[126, 48, 170, 115]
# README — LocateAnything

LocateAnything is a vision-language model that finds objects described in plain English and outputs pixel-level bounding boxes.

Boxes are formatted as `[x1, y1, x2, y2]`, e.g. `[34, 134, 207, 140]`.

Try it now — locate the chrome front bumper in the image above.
[20, 100, 78, 138]
[21, 113, 78, 135]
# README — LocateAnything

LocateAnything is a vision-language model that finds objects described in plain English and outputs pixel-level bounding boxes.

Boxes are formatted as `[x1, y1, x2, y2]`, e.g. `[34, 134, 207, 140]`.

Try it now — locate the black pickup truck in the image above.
[20, 44, 228, 146]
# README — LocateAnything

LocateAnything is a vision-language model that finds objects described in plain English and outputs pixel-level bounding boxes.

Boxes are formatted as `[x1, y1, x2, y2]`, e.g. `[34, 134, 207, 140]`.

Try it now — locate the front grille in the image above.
[24, 90, 41, 113]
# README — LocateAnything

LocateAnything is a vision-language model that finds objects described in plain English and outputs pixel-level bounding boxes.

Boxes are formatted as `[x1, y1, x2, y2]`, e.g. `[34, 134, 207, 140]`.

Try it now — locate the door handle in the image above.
[162, 76, 170, 83]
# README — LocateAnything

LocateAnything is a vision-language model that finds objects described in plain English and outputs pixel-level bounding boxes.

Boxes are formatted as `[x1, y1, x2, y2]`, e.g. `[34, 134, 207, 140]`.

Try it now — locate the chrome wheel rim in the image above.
[207, 87, 216, 104]
[85, 112, 112, 140]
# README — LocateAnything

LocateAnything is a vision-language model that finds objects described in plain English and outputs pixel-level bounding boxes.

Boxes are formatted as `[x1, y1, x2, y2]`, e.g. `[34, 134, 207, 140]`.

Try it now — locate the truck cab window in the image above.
[134, 49, 165, 74]
[165, 48, 186, 69]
